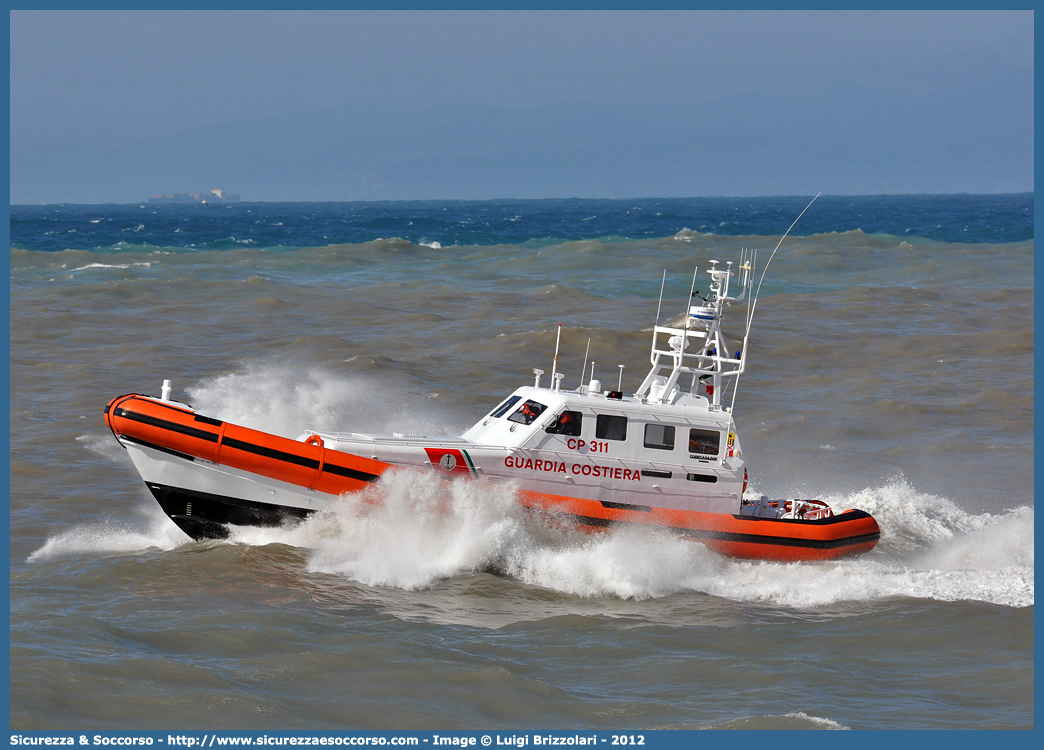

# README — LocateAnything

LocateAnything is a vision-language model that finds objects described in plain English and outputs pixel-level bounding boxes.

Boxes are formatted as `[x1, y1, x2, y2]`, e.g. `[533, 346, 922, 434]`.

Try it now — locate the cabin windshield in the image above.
[489, 395, 522, 418]
[508, 400, 547, 425]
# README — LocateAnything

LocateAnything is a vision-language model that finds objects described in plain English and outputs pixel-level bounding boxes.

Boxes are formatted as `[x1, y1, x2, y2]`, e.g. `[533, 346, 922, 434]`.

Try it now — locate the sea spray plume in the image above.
[27, 515, 186, 562]
[226, 471, 1031, 607]
[232, 469, 528, 590]
[185, 361, 467, 438]
[817, 477, 1034, 567]
[76, 432, 134, 467]
[501, 525, 726, 600]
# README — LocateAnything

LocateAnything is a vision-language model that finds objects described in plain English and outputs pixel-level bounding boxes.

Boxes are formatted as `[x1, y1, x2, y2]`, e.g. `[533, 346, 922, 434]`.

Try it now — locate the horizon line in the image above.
[10, 191, 1035, 207]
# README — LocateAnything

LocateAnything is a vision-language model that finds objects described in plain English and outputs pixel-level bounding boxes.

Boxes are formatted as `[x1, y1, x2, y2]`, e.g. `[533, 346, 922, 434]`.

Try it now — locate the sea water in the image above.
[9, 196, 1033, 729]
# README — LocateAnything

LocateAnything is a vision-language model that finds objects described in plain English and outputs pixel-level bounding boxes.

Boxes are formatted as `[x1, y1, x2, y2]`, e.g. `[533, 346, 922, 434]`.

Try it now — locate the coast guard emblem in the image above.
[423, 447, 477, 478]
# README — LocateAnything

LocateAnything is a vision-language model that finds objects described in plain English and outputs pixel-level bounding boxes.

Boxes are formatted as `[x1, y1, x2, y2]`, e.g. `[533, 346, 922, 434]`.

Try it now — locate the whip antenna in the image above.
[747, 192, 820, 334]
[730, 194, 819, 416]
[654, 269, 666, 325]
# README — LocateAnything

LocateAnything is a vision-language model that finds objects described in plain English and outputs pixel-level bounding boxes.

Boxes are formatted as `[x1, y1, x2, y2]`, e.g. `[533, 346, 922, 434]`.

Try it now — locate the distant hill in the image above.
[10, 71, 1032, 203]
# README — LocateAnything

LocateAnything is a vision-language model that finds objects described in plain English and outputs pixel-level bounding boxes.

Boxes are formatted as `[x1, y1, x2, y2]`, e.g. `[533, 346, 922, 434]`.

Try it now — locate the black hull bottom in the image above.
[147, 483, 314, 541]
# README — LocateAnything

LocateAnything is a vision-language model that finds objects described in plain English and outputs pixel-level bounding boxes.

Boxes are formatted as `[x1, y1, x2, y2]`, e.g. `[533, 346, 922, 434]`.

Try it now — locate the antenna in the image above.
[650, 268, 669, 363]
[747, 193, 820, 335]
[550, 324, 562, 387]
[581, 337, 591, 388]
[617, 365, 625, 391]
[686, 266, 699, 318]
[729, 196, 818, 415]
[654, 269, 666, 325]
[681, 265, 698, 356]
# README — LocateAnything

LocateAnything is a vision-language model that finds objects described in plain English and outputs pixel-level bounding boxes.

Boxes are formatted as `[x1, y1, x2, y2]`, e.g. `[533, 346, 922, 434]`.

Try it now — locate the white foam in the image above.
[185, 362, 466, 438]
[782, 712, 849, 730]
[70, 261, 152, 272]
[27, 515, 187, 563]
[233, 469, 525, 589]
[228, 472, 1033, 608]
[76, 432, 134, 467]
[420, 241, 442, 249]
[702, 711, 849, 730]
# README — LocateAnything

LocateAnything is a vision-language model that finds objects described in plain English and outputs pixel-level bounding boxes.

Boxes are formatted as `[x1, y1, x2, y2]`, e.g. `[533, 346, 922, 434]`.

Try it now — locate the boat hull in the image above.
[147, 482, 312, 540]
[105, 394, 881, 560]
[517, 491, 881, 561]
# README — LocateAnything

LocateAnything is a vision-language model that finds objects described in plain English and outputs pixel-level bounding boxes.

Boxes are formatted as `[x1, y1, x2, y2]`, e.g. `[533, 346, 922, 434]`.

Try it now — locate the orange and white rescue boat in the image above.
[103, 240, 881, 562]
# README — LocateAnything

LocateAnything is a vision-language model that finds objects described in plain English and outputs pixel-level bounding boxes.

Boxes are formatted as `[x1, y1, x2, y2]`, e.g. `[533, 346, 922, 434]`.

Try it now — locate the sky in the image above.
[9, 10, 1035, 202]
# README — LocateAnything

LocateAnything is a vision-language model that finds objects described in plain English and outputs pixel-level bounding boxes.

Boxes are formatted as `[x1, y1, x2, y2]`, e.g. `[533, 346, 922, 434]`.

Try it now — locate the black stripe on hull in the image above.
[222, 436, 320, 470]
[114, 402, 381, 483]
[322, 461, 381, 483]
[147, 483, 315, 541]
[115, 407, 219, 443]
[122, 436, 197, 462]
[600, 500, 652, 513]
[560, 511, 880, 550]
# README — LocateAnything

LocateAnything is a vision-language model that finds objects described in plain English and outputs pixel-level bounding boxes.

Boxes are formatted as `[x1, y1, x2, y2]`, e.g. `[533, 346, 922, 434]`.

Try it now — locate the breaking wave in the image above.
[184, 362, 466, 438]
[698, 712, 849, 730]
[27, 516, 186, 563]
[228, 472, 1032, 608]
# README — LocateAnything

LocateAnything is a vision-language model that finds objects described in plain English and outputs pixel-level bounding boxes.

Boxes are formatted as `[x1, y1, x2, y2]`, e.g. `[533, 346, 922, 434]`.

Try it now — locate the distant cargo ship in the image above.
[149, 187, 241, 204]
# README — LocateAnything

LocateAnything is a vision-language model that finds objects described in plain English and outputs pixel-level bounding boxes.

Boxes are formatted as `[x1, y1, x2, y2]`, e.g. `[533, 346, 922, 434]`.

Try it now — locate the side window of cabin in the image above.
[644, 424, 675, 451]
[490, 395, 521, 418]
[689, 428, 721, 456]
[595, 414, 628, 441]
[508, 400, 547, 425]
[546, 410, 582, 436]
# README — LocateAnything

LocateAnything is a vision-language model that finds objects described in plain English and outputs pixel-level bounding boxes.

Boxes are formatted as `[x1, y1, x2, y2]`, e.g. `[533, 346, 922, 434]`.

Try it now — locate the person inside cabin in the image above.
[546, 410, 582, 436]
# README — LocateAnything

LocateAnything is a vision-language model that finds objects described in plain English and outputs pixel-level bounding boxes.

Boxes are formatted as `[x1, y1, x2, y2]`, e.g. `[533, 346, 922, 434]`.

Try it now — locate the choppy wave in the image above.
[70, 261, 153, 272]
[13, 196, 1034, 729]
[9, 196, 1034, 252]
[696, 712, 849, 730]
[26, 518, 186, 563]
[225, 472, 1033, 608]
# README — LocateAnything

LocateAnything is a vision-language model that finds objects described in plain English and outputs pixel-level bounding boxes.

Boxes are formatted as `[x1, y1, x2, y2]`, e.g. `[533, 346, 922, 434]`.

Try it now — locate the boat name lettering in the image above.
[566, 438, 609, 453]
[503, 456, 641, 482]
[504, 456, 567, 473]
[571, 463, 641, 481]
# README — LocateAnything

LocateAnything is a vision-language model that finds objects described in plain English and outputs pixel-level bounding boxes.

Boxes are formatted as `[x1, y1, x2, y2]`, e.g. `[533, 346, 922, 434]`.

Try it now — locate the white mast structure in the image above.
[634, 250, 756, 411]
[633, 193, 820, 420]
